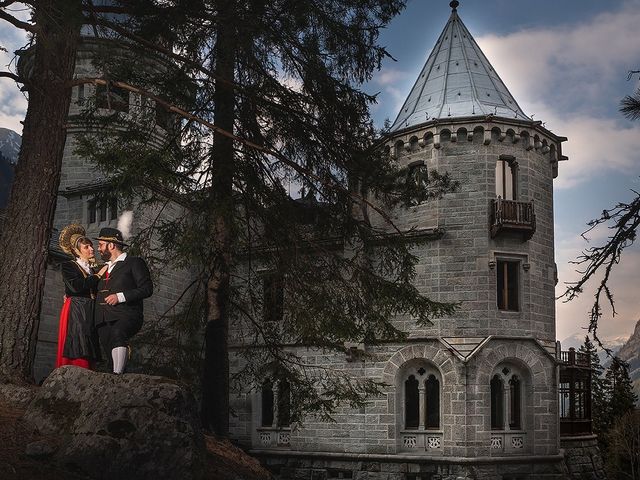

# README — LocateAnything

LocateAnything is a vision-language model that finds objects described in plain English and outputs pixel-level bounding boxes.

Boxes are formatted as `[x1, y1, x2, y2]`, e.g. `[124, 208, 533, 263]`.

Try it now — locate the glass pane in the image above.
[425, 375, 440, 429]
[261, 380, 274, 427]
[491, 375, 504, 429]
[405, 375, 419, 429]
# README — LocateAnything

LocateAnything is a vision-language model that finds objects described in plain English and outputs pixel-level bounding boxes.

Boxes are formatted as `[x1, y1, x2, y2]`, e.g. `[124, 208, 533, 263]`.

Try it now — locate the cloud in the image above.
[0, 15, 30, 134]
[477, 3, 640, 114]
[473, 3, 640, 190]
[555, 233, 640, 342]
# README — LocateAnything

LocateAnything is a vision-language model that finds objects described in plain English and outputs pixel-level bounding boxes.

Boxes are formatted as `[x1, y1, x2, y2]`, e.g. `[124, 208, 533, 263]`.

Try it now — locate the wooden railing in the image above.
[490, 198, 536, 240]
[559, 348, 590, 367]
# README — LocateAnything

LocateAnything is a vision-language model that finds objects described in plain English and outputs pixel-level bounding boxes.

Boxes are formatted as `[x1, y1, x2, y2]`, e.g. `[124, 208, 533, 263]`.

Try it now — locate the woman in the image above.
[56, 224, 108, 369]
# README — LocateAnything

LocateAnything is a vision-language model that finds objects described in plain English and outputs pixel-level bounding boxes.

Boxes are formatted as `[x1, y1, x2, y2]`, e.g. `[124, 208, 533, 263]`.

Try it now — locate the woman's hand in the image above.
[97, 264, 109, 278]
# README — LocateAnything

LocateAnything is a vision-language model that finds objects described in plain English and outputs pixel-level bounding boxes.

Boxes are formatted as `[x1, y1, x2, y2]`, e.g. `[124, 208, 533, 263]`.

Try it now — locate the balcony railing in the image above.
[559, 348, 590, 367]
[490, 198, 536, 240]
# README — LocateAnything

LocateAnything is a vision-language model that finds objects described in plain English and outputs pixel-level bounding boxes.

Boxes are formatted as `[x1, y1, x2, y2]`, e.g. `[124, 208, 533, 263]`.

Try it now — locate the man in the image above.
[95, 227, 153, 374]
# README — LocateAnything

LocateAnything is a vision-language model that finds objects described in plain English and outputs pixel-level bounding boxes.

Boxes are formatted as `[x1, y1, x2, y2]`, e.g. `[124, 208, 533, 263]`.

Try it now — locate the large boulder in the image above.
[23, 366, 206, 479]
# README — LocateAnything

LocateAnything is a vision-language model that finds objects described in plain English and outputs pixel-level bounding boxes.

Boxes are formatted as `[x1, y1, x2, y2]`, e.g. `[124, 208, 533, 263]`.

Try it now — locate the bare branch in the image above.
[0, 8, 38, 33]
[0, 71, 23, 83]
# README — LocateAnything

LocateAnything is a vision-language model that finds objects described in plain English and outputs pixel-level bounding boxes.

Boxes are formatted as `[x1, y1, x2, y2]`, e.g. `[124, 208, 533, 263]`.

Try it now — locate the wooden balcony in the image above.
[490, 198, 536, 240]
[559, 348, 590, 368]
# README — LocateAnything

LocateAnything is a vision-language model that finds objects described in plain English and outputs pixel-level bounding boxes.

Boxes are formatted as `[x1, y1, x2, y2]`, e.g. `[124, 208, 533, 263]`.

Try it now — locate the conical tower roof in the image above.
[389, 1, 530, 133]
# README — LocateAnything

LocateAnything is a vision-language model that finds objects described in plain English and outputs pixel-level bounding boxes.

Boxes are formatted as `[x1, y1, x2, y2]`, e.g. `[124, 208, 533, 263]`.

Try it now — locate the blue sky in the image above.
[1, 0, 639, 343]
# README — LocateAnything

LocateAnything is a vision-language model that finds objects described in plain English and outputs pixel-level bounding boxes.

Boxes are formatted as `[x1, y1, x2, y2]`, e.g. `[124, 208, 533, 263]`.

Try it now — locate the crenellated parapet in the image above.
[384, 117, 566, 178]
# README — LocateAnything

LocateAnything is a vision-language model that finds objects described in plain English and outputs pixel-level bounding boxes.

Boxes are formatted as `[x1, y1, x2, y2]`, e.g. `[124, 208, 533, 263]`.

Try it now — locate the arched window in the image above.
[491, 375, 504, 429]
[260, 376, 291, 429]
[405, 375, 420, 429]
[261, 379, 274, 427]
[425, 374, 440, 429]
[490, 365, 526, 431]
[495, 156, 517, 200]
[400, 364, 441, 431]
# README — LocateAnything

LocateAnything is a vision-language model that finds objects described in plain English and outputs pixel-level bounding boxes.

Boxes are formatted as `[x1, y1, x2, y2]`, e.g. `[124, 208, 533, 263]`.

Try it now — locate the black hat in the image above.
[95, 227, 128, 247]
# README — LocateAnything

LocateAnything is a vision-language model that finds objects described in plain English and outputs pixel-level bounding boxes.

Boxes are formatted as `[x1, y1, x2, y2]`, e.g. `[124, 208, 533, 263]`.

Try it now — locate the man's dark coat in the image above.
[95, 255, 153, 335]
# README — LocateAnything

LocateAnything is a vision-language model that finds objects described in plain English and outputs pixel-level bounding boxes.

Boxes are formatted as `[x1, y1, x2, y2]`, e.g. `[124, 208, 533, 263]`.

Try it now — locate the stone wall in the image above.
[560, 436, 606, 480]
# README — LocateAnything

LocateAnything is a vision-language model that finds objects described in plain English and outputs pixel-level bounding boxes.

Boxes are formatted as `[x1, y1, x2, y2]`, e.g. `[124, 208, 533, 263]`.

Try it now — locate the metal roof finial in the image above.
[450, 1, 459, 12]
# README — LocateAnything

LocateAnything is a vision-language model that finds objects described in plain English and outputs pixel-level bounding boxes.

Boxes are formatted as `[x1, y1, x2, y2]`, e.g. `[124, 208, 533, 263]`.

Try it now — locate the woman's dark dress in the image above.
[55, 260, 102, 368]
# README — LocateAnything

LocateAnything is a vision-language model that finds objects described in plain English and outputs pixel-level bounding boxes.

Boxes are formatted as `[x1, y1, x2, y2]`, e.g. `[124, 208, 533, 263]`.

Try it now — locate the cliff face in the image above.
[616, 319, 640, 404]
[0, 128, 21, 210]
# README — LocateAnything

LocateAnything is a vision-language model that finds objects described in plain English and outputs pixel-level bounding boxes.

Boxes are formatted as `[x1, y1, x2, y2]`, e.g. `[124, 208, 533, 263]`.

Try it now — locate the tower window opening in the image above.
[497, 260, 519, 311]
[263, 272, 284, 324]
[495, 159, 516, 200]
[261, 379, 274, 427]
[96, 84, 130, 113]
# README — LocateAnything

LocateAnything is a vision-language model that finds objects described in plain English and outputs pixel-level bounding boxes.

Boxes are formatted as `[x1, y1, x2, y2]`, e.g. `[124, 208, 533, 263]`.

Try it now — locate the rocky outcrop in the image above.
[616, 319, 640, 403]
[23, 366, 206, 480]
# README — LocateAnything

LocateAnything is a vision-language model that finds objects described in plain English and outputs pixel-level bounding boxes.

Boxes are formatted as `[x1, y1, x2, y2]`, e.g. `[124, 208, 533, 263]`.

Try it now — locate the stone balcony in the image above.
[490, 198, 536, 240]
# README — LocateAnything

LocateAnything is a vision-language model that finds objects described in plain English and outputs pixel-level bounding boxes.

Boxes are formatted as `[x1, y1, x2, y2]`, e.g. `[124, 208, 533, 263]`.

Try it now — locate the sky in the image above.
[367, 0, 640, 345]
[1, 0, 639, 344]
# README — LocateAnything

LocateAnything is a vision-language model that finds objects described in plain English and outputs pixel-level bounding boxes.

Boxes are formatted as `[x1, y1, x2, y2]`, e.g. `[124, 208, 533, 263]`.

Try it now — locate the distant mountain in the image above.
[0, 128, 20, 210]
[615, 319, 640, 405]
[560, 331, 627, 363]
[0, 127, 21, 164]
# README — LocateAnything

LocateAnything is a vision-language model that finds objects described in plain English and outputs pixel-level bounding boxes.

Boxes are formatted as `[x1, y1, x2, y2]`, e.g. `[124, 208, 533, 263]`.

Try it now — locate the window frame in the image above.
[399, 362, 442, 432]
[496, 259, 520, 312]
[495, 155, 518, 201]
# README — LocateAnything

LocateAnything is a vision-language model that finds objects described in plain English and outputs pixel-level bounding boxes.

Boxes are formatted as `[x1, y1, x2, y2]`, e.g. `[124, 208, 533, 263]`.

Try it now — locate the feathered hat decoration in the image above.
[59, 223, 87, 255]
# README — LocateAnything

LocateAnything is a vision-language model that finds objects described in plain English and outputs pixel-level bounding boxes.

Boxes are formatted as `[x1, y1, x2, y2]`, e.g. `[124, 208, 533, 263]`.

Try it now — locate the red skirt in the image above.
[56, 297, 91, 369]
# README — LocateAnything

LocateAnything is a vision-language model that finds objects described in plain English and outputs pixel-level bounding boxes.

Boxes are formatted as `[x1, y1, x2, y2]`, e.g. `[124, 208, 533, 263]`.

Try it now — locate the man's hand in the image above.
[105, 294, 120, 305]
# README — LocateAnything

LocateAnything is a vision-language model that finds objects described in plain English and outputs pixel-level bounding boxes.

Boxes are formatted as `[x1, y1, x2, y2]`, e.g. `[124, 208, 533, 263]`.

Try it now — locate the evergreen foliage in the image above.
[70, 0, 459, 433]
[606, 359, 638, 422]
[579, 336, 611, 435]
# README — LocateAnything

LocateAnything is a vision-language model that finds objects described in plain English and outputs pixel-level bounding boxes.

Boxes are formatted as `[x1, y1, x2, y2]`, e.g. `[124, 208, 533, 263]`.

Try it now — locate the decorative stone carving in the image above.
[278, 432, 291, 446]
[427, 436, 441, 449]
[403, 435, 417, 448]
[511, 436, 524, 449]
[260, 432, 272, 446]
[491, 436, 502, 449]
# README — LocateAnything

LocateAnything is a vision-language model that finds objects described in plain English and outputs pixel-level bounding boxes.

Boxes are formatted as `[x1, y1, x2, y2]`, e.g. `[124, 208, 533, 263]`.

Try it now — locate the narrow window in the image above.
[263, 273, 284, 324]
[78, 84, 85, 105]
[88, 199, 97, 224]
[261, 380, 274, 427]
[509, 375, 521, 429]
[425, 374, 440, 429]
[109, 197, 118, 221]
[277, 379, 291, 427]
[497, 260, 519, 311]
[559, 380, 571, 419]
[99, 200, 108, 222]
[495, 159, 516, 200]
[404, 375, 419, 429]
[96, 84, 130, 113]
[491, 375, 504, 429]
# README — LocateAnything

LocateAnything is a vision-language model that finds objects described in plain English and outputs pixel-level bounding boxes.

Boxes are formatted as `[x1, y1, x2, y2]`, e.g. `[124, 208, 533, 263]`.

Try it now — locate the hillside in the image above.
[0, 128, 20, 210]
[615, 319, 640, 404]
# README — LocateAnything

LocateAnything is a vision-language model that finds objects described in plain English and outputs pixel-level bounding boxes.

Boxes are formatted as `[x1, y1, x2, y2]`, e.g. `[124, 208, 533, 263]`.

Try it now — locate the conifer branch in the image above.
[69, 77, 406, 235]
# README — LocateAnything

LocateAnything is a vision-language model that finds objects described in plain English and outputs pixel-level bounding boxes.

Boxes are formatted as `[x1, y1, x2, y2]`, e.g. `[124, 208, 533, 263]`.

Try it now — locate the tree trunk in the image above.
[0, 1, 82, 381]
[201, 9, 236, 435]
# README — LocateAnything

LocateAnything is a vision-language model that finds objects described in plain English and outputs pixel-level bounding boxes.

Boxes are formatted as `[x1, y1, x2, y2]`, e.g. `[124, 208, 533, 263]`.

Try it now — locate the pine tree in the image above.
[579, 336, 612, 435]
[0, 1, 84, 381]
[32, 0, 458, 435]
[606, 359, 638, 422]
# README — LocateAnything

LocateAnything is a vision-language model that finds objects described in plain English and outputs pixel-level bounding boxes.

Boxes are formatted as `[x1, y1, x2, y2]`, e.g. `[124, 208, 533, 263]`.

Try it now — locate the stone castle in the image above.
[31, 2, 604, 479]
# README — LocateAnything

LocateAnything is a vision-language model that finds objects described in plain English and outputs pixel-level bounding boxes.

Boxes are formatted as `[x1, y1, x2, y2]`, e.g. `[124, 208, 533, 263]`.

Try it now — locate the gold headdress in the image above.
[59, 223, 87, 256]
